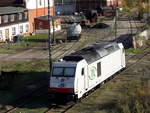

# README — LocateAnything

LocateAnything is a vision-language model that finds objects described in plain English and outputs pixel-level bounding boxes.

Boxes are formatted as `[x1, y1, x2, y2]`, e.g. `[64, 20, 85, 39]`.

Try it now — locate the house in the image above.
[0, 6, 29, 42]
[0, 0, 55, 33]
[34, 15, 61, 34]
[24, 0, 55, 33]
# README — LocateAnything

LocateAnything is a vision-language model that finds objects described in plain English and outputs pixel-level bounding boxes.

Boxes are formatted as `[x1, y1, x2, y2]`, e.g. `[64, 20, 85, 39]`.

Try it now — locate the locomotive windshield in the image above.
[52, 67, 76, 77]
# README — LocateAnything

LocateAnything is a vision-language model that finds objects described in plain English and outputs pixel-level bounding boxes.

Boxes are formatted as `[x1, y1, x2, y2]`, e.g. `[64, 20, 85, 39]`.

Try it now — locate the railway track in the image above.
[53, 18, 119, 59]
[1, 25, 114, 113]
[51, 44, 150, 113]
[2, 75, 48, 113]
[0, 23, 114, 113]
[51, 26, 114, 60]
[5, 47, 148, 113]
[1, 24, 113, 113]
[6, 86, 47, 113]
[2, 14, 146, 113]
[41, 16, 148, 113]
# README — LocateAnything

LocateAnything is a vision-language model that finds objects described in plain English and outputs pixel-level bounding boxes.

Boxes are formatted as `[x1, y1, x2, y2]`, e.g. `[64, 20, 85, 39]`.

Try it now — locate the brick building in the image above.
[55, 0, 123, 14]
[34, 16, 61, 34]
[76, 0, 123, 11]
[25, 0, 55, 33]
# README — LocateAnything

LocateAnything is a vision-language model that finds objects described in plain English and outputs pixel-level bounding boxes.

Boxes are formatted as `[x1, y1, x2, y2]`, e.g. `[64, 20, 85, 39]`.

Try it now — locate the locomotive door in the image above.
[118, 43, 125, 67]
[84, 66, 88, 91]
[5, 29, 9, 41]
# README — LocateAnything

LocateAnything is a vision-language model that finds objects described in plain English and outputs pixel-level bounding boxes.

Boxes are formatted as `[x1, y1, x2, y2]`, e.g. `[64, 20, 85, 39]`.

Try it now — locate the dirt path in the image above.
[0, 49, 49, 62]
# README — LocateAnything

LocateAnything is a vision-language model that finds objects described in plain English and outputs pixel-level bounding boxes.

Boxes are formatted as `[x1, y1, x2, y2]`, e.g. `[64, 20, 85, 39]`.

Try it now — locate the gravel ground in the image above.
[66, 47, 150, 113]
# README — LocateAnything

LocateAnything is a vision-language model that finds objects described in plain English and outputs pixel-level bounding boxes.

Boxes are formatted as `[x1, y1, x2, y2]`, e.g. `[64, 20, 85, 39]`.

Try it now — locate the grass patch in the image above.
[0, 59, 49, 90]
[0, 32, 67, 54]
[71, 82, 120, 113]
[24, 34, 48, 42]
[0, 59, 49, 72]
[0, 42, 31, 54]
[70, 79, 150, 113]
[0, 34, 49, 54]
[126, 48, 143, 53]
[143, 25, 150, 30]
[115, 80, 150, 113]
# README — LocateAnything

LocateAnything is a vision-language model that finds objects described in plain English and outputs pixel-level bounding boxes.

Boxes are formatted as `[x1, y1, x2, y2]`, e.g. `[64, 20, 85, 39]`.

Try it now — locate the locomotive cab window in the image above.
[52, 67, 76, 77]
[64, 67, 75, 77]
[97, 62, 101, 77]
[52, 67, 63, 76]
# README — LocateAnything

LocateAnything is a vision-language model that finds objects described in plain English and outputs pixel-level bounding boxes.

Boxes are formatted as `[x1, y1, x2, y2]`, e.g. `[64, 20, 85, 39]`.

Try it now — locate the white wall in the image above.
[139, 29, 150, 40]
[25, 0, 54, 9]
[133, 29, 150, 48]
[0, 22, 29, 42]
[35, 25, 61, 34]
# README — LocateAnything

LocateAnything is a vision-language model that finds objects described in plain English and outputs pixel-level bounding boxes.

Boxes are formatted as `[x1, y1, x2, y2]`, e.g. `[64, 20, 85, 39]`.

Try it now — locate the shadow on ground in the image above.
[113, 34, 135, 49]
[24, 39, 48, 43]
[0, 71, 64, 112]
[92, 23, 110, 29]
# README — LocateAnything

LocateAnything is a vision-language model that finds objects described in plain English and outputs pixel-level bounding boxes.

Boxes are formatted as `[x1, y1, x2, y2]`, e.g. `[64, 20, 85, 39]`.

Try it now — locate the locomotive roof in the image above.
[63, 41, 120, 64]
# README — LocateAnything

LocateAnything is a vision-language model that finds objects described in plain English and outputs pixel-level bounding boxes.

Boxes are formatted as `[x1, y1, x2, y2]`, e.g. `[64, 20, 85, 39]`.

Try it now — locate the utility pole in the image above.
[114, 13, 117, 39]
[114, 2, 118, 39]
[148, 0, 150, 21]
[52, 0, 55, 44]
[48, 0, 52, 73]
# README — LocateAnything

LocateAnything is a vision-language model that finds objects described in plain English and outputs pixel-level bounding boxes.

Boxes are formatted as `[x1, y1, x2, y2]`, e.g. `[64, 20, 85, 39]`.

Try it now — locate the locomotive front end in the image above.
[49, 62, 77, 100]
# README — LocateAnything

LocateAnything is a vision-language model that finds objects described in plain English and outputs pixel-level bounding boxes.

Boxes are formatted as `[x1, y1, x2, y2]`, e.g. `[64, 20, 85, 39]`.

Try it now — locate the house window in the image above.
[97, 62, 101, 77]
[3, 15, 8, 23]
[25, 24, 29, 32]
[20, 25, 23, 33]
[12, 27, 16, 35]
[0, 16, 1, 24]
[0, 30, 3, 41]
[10, 14, 15, 22]
[18, 13, 22, 20]
[24, 12, 28, 19]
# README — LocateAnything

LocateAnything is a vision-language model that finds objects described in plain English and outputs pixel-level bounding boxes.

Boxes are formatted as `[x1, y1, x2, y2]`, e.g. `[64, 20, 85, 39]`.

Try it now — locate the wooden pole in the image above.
[48, 0, 52, 73]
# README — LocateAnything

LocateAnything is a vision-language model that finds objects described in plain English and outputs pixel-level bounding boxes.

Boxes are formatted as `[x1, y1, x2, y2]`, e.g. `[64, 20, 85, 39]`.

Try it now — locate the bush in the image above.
[115, 80, 150, 113]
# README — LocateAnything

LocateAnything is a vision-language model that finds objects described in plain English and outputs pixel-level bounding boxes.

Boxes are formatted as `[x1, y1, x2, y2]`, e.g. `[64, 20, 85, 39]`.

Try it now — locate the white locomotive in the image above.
[49, 42, 126, 100]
